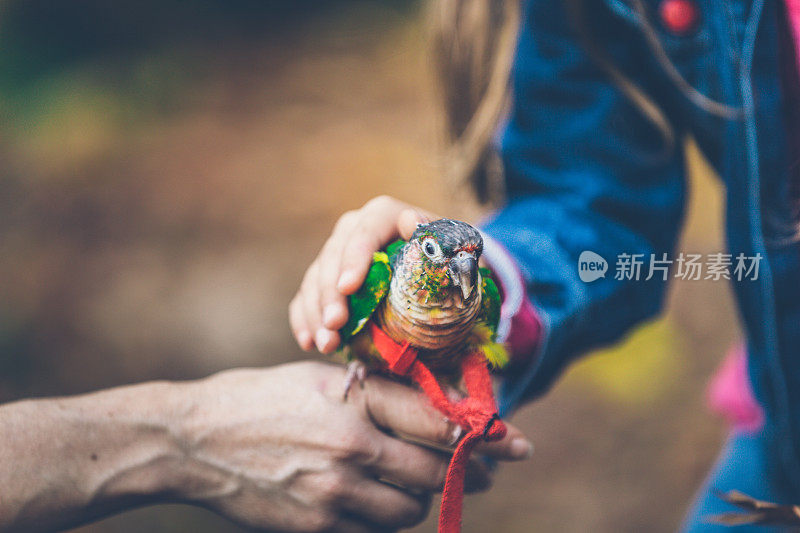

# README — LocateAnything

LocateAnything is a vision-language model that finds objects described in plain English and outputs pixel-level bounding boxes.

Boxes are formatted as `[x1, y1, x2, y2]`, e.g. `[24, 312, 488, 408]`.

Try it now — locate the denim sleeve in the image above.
[484, 0, 687, 414]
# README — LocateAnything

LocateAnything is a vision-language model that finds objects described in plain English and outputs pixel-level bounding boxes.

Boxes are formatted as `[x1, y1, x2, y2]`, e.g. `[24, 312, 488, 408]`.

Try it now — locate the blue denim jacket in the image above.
[484, 0, 800, 487]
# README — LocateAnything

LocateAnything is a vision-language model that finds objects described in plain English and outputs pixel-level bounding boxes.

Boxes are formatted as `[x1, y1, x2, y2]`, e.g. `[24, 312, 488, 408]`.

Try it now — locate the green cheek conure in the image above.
[339, 218, 507, 390]
[335, 218, 510, 533]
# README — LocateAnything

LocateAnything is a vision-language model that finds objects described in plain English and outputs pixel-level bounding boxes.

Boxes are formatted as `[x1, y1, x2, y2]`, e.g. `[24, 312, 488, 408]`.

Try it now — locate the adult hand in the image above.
[0, 362, 531, 532]
[289, 195, 435, 354]
[178, 361, 532, 532]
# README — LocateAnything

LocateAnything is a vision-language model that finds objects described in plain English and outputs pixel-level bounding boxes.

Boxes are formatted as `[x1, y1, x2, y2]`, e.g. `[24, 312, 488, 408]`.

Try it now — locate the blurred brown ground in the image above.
[0, 2, 738, 531]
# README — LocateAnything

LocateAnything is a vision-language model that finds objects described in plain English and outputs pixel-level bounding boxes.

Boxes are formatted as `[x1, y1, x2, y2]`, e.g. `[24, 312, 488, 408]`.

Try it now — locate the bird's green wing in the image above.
[473, 268, 508, 369]
[385, 239, 405, 262]
[479, 268, 501, 338]
[339, 250, 393, 345]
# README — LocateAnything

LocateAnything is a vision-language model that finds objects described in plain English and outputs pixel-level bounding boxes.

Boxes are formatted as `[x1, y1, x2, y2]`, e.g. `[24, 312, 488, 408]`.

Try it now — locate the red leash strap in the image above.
[370, 322, 419, 374]
[368, 323, 506, 533]
[439, 430, 482, 533]
[409, 353, 506, 533]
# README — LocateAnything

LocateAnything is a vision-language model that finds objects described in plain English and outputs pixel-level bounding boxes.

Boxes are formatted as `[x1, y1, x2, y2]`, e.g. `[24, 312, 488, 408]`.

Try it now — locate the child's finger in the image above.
[398, 208, 435, 240]
[337, 196, 407, 294]
[337, 232, 382, 295]
[300, 262, 327, 351]
[315, 329, 340, 354]
[289, 295, 313, 350]
[318, 212, 358, 331]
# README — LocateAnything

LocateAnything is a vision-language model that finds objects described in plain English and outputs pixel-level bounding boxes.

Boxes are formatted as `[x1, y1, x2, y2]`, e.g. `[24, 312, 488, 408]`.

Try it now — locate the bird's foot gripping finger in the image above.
[342, 360, 368, 401]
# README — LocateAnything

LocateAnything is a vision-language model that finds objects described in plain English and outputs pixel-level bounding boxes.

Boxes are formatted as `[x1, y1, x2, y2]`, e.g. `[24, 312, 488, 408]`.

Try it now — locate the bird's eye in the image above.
[422, 238, 440, 259]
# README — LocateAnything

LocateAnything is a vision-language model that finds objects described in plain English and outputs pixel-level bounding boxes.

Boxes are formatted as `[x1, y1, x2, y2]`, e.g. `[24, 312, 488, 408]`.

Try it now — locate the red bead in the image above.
[659, 0, 699, 35]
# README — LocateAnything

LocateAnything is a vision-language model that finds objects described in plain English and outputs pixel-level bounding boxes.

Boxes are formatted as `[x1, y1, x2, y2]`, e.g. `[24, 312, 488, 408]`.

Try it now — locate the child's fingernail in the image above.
[510, 438, 534, 460]
[315, 329, 336, 352]
[297, 330, 312, 349]
[322, 304, 343, 328]
[337, 271, 358, 291]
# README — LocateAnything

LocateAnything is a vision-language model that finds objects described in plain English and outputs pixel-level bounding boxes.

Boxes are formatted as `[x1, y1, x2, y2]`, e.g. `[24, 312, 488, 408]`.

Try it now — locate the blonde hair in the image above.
[431, 0, 521, 204]
[431, 0, 678, 204]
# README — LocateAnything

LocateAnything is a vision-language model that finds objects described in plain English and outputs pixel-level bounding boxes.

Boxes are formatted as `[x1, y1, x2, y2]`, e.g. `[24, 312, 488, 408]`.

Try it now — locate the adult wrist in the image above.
[163, 374, 250, 507]
[0, 380, 198, 531]
[79, 380, 195, 505]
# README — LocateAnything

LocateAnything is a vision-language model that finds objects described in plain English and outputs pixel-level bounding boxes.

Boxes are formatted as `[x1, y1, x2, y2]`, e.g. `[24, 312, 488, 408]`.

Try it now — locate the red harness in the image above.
[368, 322, 507, 533]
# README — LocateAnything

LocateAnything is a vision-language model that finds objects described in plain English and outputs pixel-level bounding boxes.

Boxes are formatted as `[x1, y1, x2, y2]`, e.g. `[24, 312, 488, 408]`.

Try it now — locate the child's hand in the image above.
[290, 195, 438, 353]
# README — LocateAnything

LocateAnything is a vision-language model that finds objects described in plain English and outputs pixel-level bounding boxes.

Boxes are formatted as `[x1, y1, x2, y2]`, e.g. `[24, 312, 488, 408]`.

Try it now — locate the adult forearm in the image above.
[0, 363, 531, 532]
[0, 381, 192, 532]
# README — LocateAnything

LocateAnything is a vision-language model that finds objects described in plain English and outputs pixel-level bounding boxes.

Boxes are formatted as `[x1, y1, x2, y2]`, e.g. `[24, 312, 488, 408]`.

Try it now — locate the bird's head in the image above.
[404, 218, 483, 301]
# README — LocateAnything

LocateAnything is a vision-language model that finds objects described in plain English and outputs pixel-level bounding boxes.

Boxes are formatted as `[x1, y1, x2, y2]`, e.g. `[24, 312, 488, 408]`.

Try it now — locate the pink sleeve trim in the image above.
[706, 343, 765, 434]
[481, 233, 542, 363]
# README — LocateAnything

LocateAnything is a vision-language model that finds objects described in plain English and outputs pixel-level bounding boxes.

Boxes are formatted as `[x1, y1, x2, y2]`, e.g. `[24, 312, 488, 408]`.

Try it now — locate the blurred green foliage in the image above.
[0, 0, 417, 134]
[0, 0, 415, 77]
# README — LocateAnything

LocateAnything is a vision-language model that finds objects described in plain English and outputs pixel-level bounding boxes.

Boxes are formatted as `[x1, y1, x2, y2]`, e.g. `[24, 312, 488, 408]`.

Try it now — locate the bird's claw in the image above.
[343, 361, 368, 401]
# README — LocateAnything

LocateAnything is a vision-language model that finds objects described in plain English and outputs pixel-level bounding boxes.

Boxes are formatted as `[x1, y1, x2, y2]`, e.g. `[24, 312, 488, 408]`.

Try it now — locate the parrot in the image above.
[337, 217, 508, 397]
[334, 217, 510, 533]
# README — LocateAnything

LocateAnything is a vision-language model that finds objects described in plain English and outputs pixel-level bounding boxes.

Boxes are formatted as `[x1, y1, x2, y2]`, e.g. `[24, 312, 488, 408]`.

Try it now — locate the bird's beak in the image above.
[449, 252, 478, 300]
